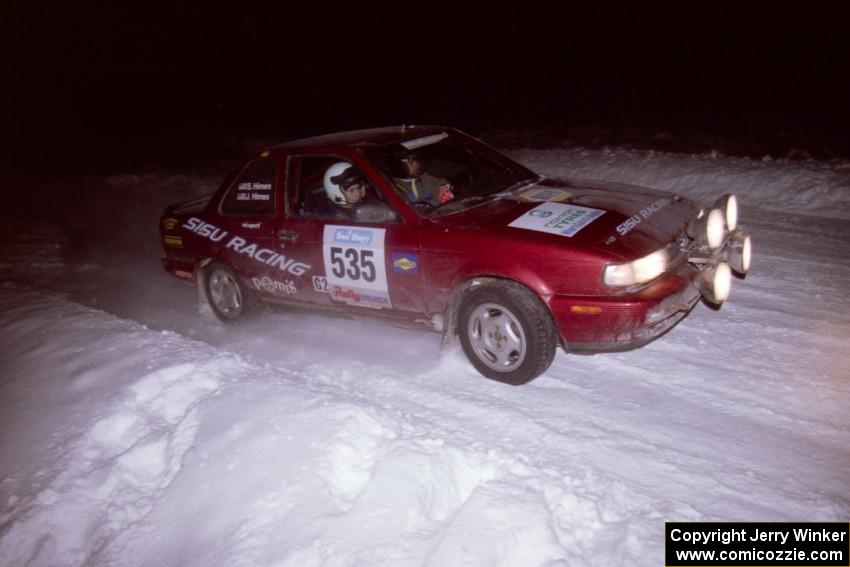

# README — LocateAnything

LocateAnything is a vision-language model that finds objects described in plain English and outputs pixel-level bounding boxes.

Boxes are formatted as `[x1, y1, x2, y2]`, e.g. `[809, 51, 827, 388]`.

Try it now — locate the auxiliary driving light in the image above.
[686, 208, 705, 238]
[690, 208, 725, 250]
[712, 193, 738, 231]
[699, 262, 732, 304]
[727, 231, 752, 275]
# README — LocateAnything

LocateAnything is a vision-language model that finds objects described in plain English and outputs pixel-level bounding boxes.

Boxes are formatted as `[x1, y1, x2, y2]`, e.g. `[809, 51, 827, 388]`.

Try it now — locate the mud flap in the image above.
[195, 265, 213, 317]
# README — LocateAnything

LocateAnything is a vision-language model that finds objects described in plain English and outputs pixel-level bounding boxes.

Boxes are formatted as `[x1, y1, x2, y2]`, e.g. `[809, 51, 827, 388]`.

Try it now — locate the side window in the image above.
[220, 158, 276, 216]
[291, 156, 399, 223]
[293, 156, 343, 218]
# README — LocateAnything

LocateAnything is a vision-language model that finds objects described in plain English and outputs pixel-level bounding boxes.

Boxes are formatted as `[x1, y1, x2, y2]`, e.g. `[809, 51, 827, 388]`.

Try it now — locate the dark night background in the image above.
[4, 3, 850, 175]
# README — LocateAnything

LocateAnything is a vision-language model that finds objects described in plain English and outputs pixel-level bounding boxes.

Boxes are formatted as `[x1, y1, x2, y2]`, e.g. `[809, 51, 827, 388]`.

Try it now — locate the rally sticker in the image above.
[515, 188, 573, 202]
[163, 235, 183, 248]
[323, 225, 391, 309]
[182, 218, 311, 277]
[252, 276, 296, 296]
[392, 252, 419, 274]
[509, 202, 605, 238]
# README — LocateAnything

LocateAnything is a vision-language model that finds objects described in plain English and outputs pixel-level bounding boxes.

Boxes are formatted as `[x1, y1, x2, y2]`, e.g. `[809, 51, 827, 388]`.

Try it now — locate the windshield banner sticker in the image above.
[401, 132, 449, 150]
[509, 203, 605, 238]
[323, 225, 392, 309]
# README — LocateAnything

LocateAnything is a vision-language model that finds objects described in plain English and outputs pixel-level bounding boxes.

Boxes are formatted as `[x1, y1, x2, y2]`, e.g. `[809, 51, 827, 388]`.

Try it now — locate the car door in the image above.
[279, 154, 428, 318]
[212, 154, 310, 302]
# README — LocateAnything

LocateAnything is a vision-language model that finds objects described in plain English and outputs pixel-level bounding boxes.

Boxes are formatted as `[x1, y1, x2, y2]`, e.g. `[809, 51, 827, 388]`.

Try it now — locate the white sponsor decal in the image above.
[516, 188, 572, 202]
[615, 198, 672, 236]
[322, 225, 391, 308]
[401, 132, 448, 150]
[312, 276, 329, 293]
[182, 217, 311, 277]
[509, 203, 605, 238]
[332, 227, 373, 245]
[183, 218, 228, 241]
[238, 182, 272, 191]
[252, 276, 296, 296]
[330, 285, 391, 309]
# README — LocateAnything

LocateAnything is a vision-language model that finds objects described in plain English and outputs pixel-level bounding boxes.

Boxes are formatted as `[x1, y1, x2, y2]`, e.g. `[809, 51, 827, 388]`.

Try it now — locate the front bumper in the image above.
[549, 262, 702, 352]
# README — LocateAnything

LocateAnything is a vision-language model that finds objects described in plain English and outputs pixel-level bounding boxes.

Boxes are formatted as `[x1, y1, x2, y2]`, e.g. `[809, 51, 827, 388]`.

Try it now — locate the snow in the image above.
[2, 140, 849, 566]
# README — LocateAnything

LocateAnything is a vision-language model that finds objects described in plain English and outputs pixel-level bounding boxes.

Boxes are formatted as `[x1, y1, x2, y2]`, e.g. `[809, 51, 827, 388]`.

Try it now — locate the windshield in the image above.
[363, 130, 539, 216]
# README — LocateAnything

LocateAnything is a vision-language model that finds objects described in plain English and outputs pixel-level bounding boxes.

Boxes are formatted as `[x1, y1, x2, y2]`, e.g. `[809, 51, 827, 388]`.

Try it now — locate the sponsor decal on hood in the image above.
[508, 203, 605, 238]
[615, 198, 673, 236]
[514, 188, 573, 203]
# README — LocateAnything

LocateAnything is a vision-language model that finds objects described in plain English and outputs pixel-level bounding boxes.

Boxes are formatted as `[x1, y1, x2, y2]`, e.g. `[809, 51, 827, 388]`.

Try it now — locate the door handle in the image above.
[277, 229, 299, 242]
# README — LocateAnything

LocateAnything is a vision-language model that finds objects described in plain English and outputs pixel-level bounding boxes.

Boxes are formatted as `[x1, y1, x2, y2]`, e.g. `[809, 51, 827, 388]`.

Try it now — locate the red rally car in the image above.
[160, 126, 752, 384]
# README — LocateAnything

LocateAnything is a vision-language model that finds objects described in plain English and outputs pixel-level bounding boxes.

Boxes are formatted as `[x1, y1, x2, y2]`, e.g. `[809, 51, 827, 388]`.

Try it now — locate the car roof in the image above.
[270, 125, 448, 152]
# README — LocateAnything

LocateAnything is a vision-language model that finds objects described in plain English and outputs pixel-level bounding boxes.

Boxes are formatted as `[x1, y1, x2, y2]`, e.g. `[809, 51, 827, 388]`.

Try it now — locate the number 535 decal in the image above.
[330, 247, 376, 281]
[322, 226, 392, 309]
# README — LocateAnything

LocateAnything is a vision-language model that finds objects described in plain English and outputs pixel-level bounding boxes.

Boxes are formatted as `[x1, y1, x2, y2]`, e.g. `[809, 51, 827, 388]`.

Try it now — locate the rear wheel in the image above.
[458, 281, 557, 385]
[205, 262, 251, 322]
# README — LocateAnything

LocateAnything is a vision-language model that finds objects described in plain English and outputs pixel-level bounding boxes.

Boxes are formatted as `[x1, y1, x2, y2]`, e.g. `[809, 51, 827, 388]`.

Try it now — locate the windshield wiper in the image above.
[429, 175, 542, 217]
[495, 175, 543, 197]
[429, 195, 491, 216]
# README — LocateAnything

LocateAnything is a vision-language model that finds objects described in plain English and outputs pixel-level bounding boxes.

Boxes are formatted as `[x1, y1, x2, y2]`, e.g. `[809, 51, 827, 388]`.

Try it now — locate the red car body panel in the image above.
[160, 126, 708, 352]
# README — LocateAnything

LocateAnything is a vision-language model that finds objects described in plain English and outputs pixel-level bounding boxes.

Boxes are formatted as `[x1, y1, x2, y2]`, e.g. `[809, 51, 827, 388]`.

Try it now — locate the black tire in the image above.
[457, 281, 557, 385]
[204, 262, 252, 323]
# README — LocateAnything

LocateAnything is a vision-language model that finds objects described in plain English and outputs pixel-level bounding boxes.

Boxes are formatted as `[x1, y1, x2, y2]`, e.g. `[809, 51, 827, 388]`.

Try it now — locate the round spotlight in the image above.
[727, 231, 752, 275]
[686, 208, 705, 239]
[712, 194, 738, 231]
[714, 262, 732, 303]
[725, 194, 738, 231]
[699, 262, 732, 304]
[706, 209, 725, 249]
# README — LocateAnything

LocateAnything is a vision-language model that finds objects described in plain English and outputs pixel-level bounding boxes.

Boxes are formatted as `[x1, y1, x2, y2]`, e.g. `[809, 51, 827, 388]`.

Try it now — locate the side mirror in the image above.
[353, 201, 399, 223]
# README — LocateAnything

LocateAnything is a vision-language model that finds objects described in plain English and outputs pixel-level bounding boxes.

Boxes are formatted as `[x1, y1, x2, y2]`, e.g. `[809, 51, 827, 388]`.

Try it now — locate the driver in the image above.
[392, 149, 454, 207]
[320, 162, 368, 218]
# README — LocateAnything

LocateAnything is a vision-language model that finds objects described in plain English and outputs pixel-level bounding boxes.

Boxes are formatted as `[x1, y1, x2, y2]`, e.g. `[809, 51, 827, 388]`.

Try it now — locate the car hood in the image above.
[432, 177, 700, 260]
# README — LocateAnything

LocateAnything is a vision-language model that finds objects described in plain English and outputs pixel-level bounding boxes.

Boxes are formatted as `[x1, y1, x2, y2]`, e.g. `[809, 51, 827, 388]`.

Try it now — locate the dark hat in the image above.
[330, 166, 363, 188]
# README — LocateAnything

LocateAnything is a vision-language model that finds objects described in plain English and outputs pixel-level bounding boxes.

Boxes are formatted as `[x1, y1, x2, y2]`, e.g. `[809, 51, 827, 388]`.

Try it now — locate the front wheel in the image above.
[458, 281, 557, 385]
[204, 262, 251, 323]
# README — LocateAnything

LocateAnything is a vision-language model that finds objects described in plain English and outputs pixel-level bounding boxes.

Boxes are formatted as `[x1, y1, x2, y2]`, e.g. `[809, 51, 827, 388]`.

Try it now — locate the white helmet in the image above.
[323, 161, 360, 205]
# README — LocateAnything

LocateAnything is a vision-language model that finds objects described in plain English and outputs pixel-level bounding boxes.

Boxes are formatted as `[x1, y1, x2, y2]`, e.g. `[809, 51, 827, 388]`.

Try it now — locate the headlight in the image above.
[712, 193, 738, 231]
[604, 248, 669, 286]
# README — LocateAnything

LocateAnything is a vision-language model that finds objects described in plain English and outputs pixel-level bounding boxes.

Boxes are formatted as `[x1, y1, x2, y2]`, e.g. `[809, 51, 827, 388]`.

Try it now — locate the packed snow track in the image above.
[1, 143, 848, 566]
